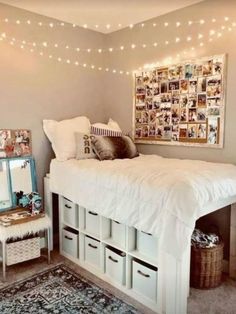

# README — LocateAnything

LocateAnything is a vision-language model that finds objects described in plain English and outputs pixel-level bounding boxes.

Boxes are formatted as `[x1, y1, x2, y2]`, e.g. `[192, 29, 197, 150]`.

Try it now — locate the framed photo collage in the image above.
[133, 54, 226, 148]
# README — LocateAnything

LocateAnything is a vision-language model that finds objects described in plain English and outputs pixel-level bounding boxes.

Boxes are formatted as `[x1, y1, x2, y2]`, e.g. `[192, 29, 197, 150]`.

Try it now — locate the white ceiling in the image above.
[0, 0, 204, 33]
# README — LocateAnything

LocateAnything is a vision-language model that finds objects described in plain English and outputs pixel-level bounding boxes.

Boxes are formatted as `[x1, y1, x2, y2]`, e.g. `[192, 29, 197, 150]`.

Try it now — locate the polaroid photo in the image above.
[156, 112, 164, 125]
[145, 98, 153, 110]
[172, 132, 179, 142]
[156, 125, 164, 138]
[136, 75, 143, 86]
[150, 71, 157, 84]
[153, 85, 160, 96]
[161, 81, 168, 94]
[172, 94, 180, 105]
[188, 108, 197, 122]
[207, 107, 220, 116]
[180, 95, 188, 108]
[161, 103, 171, 112]
[169, 80, 180, 91]
[185, 64, 194, 79]
[176, 65, 184, 79]
[153, 95, 161, 110]
[189, 79, 197, 93]
[135, 126, 142, 138]
[0, 129, 11, 150]
[157, 68, 168, 81]
[180, 108, 188, 122]
[180, 80, 189, 93]
[13, 129, 32, 157]
[136, 86, 146, 94]
[208, 118, 218, 144]
[197, 123, 207, 139]
[197, 93, 207, 107]
[163, 126, 172, 140]
[197, 108, 207, 121]
[206, 76, 221, 97]
[160, 93, 172, 104]
[207, 97, 221, 107]
[149, 124, 156, 137]
[163, 111, 172, 125]
[188, 124, 197, 138]
[141, 125, 149, 138]
[172, 124, 179, 133]
[197, 77, 207, 93]
[149, 110, 157, 123]
[179, 124, 188, 138]
[168, 66, 179, 80]
[193, 64, 203, 77]
[143, 72, 151, 85]
[188, 94, 197, 108]
[146, 88, 153, 97]
[141, 111, 149, 124]
[135, 112, 142, 124]
[213, 57, 223, 75]
[202, 60, 213, 76]
[171, 103, 180, 119]
[136, 94, 145, 106]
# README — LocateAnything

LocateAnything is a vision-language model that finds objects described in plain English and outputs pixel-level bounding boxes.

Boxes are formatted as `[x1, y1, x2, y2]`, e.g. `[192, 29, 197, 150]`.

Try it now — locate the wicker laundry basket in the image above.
[190, 242, 224, 289]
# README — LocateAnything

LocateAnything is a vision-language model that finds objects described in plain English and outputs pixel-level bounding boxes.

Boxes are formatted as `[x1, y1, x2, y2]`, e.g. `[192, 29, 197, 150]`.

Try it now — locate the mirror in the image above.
[0, 161, 11, 209]
[0, 157, 37, 211]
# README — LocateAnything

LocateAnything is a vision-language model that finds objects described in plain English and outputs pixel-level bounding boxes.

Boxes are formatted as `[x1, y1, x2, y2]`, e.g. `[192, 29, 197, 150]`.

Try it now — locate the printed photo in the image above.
[141, 111, 149, 124]
[156, 112, 164, 125]
[135, 111, 142, 124]
[188, 94, 197, 108]
[169, 66, 179, 80]
[207, 107, 220, 116]
[156, 126, 163, 138]
[179, 124, 188, 138]
[180, 80, 189, 93]
[208, 119, 218, 144]
[207, 76, 221, 97]
[169, 80, 180, 91]
[153, 95, 161, 110]
[197, 94, 207, 107]
[153, 85, 160, 96]
[136, 75, 143, 86]
[193, 64, 203, 77]
[141, 125, 149, 138]
[149, 124, 156, 137]
[157, 69, 168, 81]
[149, 110, 157, 123]
[161, 81, 168, 94]
[163, 111, 171, 125]
[197, 108, 207, 121]
[185, 64, 194, 79]
[176, 65, 184, 79]
[172, 124, 179, 133]
[197, 77, 206, 93]
[13, 129, 31, 157]
[188, 108, 197, 122]
[213, 57, 223, 75]
[188, 124, 197, 138]
[202, 60, 213, 76]
[145, 98, 153, 110]
[189, 80, 197, 93]
[160, 93, 172, 104]
[135, 126, 142, 138]
[146, 88, 153, 97]
[180, 108, 188, 122]
[143, 72, 151, 85]
[0, 130, 11, 150]
[136, 86, 146, 94]
[207, 97, 221, 107]
[171, 103, 180, 119]
[197, 124, 207, 139]
[180, 95, 188, 108]
[136, 94, 145, 108]
[163, 126, 172, 140]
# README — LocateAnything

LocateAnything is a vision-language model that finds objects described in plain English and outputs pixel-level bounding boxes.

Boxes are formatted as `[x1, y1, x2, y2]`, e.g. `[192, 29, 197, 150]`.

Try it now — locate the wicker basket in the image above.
[190, 242, 224, 289]
[6, 237, 41, 266]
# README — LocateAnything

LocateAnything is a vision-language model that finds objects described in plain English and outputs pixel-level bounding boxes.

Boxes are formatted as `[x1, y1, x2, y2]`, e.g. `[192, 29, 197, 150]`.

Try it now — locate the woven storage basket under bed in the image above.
[190, 242, 224, 289]
[6, 237, 40, 266]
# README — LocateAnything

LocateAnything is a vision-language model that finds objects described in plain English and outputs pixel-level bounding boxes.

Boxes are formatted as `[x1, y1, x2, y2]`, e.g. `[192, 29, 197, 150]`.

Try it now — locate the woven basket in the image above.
[190, 242, 224, 289]
[6, 237, 40, 266]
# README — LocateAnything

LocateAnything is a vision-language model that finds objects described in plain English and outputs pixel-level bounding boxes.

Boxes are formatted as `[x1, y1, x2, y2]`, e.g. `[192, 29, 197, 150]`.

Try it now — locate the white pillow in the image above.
[43, 116, 91, 161]
[92, 119, 122, 132]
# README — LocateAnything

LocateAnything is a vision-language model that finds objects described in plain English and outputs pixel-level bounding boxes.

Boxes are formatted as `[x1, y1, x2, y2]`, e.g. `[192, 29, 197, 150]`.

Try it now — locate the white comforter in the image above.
[50, 154, 236, 258]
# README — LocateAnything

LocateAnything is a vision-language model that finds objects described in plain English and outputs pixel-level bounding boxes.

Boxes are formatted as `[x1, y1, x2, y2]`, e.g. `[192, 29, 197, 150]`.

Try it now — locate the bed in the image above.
[48, 154, 236, 314]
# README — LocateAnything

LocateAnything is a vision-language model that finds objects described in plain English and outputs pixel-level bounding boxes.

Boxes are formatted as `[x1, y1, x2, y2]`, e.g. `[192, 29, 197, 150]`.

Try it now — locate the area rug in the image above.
[0, 264, 139, 313]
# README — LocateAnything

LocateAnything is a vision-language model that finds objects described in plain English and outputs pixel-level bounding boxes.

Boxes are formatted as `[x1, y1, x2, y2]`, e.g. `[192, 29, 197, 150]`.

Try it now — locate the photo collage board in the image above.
[134, 55, 226, 147]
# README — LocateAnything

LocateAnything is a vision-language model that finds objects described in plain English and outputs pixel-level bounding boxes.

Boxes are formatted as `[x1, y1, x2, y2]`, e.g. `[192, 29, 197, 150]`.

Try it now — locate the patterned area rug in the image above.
[0, 264, 139, 313]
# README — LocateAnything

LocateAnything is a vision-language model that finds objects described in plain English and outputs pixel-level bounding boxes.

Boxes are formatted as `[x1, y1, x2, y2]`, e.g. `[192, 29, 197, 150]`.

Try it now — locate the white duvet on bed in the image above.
[50, 154, 236, 258]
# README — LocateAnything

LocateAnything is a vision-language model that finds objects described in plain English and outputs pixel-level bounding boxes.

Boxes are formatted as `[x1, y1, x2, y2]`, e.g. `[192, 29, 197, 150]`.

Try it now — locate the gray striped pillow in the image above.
[91, 125, 122, 137]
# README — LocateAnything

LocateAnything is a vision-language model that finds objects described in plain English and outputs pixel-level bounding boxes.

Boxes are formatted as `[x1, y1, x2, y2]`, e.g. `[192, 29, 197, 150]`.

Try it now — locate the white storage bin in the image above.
[62, 197, 78, 228]
[132, 259, 157, 302]
[105, 247, 126, 285]
[85, 236, 101, 269]
[111, 220, 126, 249]
[85, 210, 100, 237]
[137, 230, 158, 259]
[62, 227, 79, 258]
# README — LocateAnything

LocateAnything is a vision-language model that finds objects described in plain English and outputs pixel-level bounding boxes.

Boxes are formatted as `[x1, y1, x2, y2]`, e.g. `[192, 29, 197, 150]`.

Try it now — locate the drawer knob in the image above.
[137, 270, 150, 278]
[108, 256, 118, 263]
[65, 204, 72, 209]
[88, 211, 98, 216]
[65, 235, 73, 240]
[88, 243, 98, 249]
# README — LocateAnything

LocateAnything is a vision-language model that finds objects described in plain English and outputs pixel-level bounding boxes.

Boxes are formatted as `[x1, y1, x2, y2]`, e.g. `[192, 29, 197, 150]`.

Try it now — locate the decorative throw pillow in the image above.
[75, 132, 97, 160]
[91, 135, 139, 161]
[91, 118, 122, 137]
[43, 116, 91, 161]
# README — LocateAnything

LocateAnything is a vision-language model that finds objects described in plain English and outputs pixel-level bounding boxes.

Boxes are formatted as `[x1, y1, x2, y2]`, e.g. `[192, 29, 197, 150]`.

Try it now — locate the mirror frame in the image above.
[0, 156, 37, 212]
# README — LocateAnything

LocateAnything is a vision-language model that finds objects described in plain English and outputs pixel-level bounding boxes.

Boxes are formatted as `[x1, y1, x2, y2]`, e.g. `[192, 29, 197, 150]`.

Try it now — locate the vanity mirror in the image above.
[0, 157, 37, 211]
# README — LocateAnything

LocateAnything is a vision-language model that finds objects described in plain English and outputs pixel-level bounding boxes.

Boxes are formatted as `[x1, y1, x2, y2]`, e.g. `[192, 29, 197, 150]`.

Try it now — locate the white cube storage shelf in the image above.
[132, 259, 158, 302]
[62, 227, 79, 258]
[59, 196, 160, 313]
[105, 246, 126, 285]
[62, 197, 78, 228]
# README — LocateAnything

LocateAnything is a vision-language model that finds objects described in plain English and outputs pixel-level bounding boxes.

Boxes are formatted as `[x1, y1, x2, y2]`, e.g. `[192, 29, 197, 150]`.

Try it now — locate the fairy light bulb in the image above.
[95, 25, 99, 29]
[75, 61, 79, 66]
[27, 20, 31, 25]
[175, 37, 180, 43]
[176, 22, 181, 27]
[153, 23, 157, 27]
[105, 68, 109, 72]
[83, 63, 87, 67]
[66, 45, 69, 49]
[98, 49, 102, 53]
[129, 24, 134, 29]
[109, 48, 113, 52]
[73, 24, 76, 28]
[20, 45, 24, 49]
[57, 57, 62, 62]
[200, 19, 205, 25]
[188, 21, 193, 25]
[60, 22, 65, 26]
[187, 36, 192, 41]
[39, 51, 43, 56]
[1, 33, 6, 38]
[49, 55, 53, 59]
[126, 71, 130, 75]
[228, 27, 232, 31]
[22, 40, 26, 44]
[141, 23, 145, 28]
[30, 49, 34, 52]
[32, 42, 36, 47]
[217, 32, 222, 37]
[38, 22, 42, 26]
[66, 59, 70, 64]
[118, 24, 122, 28]
[131, 44, 136, 49]
[200, 42, 204, 47]
[83, 24, 87, 28]
[16, 20, 20, 24]
[4, 18, 8, 23]
[232, 22, 236, 27]
[54, 43, 58, 48]
[76, 47, 80, 52]
[224, 17, 229, 21]
[42, 42, 48, 47]
[10, 41, 14, 45]
[212, 18, 216, 23]
[91, 65, 95, 69]
[106, 24, 111, 29]
[120, 46, 124, 50]
[98, 67, 102, 71]
[153, 42, 158, 47]
[210, 30, 215, 35]
[198, 33, 203, 39]
[142, 44, 146, 48]
[87, 48, 91, 52]
[113, 69, 117, 73]
[221, 25, 225, 30]
[165, 40, 169, 45]
[49, 23, 54, 28]
[164, 22, 169, 27]
[120, 71, 123, 74]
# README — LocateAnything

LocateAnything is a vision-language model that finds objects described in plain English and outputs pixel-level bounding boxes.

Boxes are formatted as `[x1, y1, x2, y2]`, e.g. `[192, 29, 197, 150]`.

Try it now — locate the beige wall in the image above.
[0, 3, 106, 195]
[104, 0, 236, 163]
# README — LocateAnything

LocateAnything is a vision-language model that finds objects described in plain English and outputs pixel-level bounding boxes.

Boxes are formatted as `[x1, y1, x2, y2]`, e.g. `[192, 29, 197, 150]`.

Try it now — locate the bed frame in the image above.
[44, 175, 236, 314]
